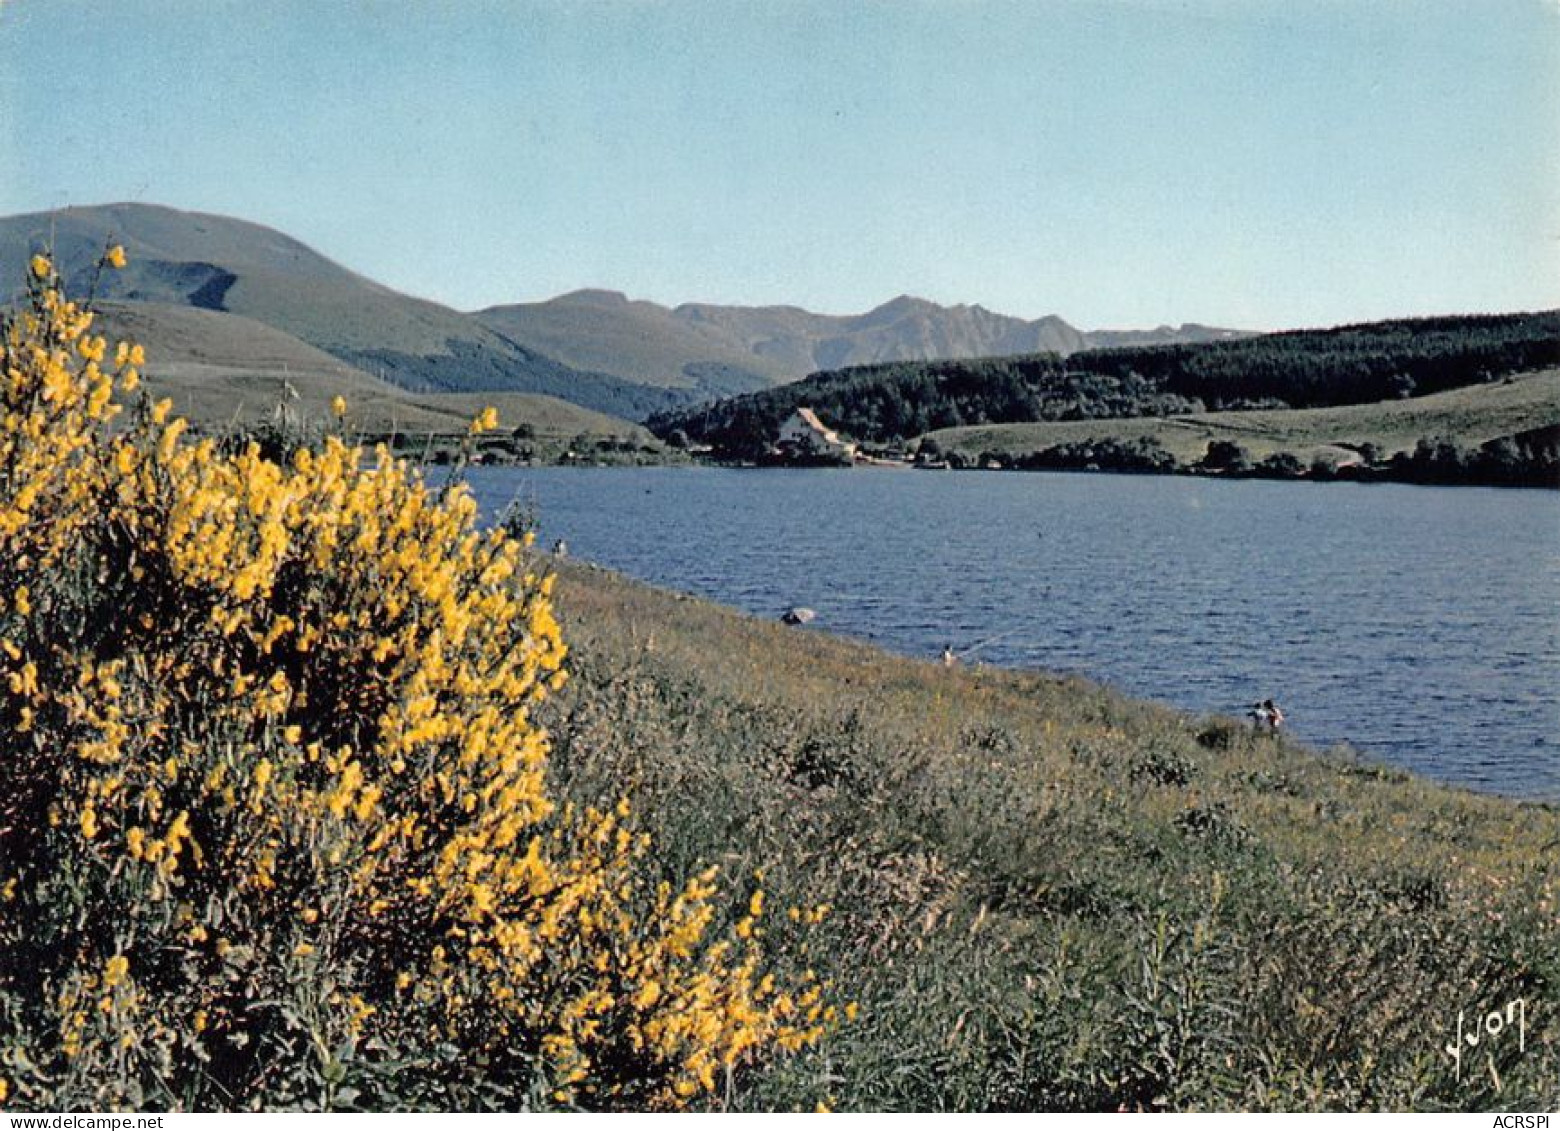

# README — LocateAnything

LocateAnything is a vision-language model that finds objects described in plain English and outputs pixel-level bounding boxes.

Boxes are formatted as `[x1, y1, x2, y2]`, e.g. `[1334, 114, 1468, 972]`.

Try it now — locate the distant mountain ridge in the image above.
[2, 202, 1246, 419]
[1082, 323, 1248, 350]
[478, 290, 1245, 393]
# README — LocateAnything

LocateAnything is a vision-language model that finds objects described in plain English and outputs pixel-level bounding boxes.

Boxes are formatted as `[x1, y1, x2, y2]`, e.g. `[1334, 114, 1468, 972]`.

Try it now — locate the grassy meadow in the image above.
[923, 367, 1560, 469]
[544, 561, 1560, 1110]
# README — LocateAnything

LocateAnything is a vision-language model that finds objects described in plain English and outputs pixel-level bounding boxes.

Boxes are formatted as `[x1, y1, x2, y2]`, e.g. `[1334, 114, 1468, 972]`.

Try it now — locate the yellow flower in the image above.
[29, 254, 50, 278]
[0, 260, 831, 1106]
[104, 245, 127, 269]
[331, 395, 347, 418]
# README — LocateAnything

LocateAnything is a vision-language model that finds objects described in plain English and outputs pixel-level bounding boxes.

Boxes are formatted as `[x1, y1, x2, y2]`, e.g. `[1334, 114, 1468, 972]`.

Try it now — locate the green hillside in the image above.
[90, 302, 664, 458]
[0, 204, 684, 419]
[0, 203, 491, 357]
[925, 368, 1560, 468]
[650, 310, 1560, 479]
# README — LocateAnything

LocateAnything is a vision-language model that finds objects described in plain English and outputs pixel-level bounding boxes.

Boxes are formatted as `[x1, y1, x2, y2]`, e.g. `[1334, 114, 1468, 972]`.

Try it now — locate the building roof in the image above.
[780, 406, 853, 452]
[795, 407, 829, 432]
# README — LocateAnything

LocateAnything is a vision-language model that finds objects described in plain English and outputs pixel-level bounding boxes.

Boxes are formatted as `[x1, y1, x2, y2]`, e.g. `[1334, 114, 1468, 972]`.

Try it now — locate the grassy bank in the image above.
[922, 368, 1560, 475]
[543, 561, 1560, 1110]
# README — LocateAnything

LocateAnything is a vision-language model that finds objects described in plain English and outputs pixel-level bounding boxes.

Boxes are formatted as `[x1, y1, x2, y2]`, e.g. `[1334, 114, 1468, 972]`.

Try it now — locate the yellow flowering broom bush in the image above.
[0, 255, 832, 1110]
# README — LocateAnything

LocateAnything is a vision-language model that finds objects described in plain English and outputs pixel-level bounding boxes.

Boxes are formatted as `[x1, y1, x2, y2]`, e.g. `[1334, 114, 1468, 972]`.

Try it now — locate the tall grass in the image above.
[545, 565, 1560, 1110]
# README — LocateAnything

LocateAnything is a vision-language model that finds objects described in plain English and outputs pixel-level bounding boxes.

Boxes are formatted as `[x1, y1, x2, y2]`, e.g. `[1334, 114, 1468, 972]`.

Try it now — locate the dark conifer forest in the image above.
[650, 310, 1560, 464]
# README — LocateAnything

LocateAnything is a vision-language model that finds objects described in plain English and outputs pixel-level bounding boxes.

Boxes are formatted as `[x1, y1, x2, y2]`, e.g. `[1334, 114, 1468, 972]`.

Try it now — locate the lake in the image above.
[460, 466, 1560, 802]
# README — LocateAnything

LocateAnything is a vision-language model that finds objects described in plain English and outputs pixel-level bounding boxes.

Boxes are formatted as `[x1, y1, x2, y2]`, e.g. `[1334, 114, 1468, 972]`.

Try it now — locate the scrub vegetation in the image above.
[0, 258, 831, 1111]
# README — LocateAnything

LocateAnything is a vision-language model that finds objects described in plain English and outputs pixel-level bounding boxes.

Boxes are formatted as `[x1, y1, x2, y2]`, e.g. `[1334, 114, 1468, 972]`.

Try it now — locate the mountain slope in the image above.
[481, 288, 1254, 393]
[1, 203, 482, 356]
[87, 301, 661, 447]
[670, 294, 1091, 372]
[482, 291, 1099, 390]
[3, 203, 1245, 416]
[1083, 323, 1248, 349]
[477, 289, 786, 394]
[0, 203, 682, 418]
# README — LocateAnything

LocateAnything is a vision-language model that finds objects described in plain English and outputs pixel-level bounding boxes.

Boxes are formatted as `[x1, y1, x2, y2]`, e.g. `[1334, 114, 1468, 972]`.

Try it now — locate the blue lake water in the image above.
[461, 466, 1560, 802]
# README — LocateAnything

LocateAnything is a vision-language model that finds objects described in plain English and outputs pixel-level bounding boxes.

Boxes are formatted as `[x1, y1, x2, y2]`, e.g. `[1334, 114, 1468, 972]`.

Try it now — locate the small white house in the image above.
[777, 407, 856, 461]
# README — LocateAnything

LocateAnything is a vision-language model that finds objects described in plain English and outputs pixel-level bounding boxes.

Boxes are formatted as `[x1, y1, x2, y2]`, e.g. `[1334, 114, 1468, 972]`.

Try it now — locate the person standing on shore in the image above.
[1266, 699, 1285, 732]
[1249, 699, 1284, 733]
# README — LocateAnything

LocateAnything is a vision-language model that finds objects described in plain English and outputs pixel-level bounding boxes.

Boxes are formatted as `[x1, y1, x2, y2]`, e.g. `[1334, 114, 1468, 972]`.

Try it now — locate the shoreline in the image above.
[547, 557, 1560, 809]
[452, 450, 1560, 490]
[540, 553, 1560, 1108]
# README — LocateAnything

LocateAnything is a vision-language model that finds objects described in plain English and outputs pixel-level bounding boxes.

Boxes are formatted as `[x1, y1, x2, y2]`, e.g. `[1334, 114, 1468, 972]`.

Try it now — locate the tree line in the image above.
[649, 310, 1560, 455]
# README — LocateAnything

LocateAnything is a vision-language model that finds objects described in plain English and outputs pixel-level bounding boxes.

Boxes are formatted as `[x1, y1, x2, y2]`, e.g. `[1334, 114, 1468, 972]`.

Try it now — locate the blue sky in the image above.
[2, 0, 1556, 330]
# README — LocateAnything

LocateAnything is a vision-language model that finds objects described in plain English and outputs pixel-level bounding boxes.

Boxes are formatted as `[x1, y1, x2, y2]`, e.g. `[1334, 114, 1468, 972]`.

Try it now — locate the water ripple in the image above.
[463, 467, 1560, 802]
